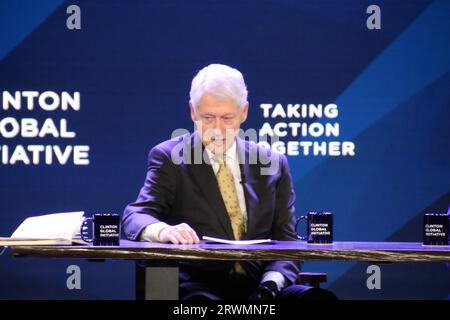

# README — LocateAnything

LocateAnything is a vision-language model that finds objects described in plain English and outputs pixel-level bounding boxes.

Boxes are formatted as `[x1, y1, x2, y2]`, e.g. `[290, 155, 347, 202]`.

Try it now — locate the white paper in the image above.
[0, 237, 77, 246]
[10, 211, 85, 240]
[202, 236, 273, 245]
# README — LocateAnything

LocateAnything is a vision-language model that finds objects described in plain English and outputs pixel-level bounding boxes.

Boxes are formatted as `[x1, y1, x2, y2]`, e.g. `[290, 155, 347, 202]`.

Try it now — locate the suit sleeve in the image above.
[122, 146, 177, 240]
[263, 154, 302, 285]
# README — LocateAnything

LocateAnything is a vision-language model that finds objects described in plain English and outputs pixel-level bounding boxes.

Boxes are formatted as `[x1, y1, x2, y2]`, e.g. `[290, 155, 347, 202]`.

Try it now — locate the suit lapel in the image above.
[187, 133, 235, 239]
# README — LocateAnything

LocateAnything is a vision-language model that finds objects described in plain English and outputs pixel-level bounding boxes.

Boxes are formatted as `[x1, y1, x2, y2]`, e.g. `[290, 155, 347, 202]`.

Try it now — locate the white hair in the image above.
[190, 64, 248, 109]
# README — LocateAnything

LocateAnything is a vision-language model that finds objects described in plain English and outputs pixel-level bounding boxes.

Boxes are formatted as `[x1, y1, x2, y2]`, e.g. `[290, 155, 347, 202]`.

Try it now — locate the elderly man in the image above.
[123, 64, 334, 300]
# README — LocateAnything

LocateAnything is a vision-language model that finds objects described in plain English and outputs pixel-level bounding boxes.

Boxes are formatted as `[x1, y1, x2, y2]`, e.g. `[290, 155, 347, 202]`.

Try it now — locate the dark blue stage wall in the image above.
[0, 0, 449, 299]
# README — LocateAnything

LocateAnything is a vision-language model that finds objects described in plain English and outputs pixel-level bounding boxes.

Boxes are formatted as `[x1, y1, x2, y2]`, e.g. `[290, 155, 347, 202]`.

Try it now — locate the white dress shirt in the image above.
[205, 141, 248, 230]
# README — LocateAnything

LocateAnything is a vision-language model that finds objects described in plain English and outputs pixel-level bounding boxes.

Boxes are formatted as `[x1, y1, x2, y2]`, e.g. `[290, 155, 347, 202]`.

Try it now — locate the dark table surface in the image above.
[11, 240, 450, 262]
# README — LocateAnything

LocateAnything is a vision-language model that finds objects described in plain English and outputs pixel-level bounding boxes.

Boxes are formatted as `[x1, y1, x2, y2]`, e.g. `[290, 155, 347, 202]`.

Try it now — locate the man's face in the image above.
[190, 94, 248, 155]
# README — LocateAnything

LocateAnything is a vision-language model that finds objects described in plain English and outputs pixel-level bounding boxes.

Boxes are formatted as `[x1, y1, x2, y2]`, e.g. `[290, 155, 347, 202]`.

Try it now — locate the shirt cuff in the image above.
[261, 271, 287, 292]
[140, 222, 170, 242]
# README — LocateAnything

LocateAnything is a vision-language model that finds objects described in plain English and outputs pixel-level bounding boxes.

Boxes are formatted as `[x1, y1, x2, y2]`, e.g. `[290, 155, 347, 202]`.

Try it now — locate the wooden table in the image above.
[11, 240, 450, 299]
[11, 240, 450, 262]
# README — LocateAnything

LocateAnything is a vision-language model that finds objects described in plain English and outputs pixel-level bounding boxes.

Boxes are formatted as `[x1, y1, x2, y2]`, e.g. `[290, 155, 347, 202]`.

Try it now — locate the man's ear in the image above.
[240, 102, 249, 123]
[189, 101, 197, 122]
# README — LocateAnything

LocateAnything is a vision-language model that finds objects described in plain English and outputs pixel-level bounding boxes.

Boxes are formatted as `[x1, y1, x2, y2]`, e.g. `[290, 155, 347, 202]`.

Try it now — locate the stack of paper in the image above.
[202, 236, 274, 245]
[0, 211, 87, 246]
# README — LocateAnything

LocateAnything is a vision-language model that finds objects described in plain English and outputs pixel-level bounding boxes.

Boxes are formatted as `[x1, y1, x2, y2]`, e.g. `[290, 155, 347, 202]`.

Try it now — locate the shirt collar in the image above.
[205, 140, 237, 164]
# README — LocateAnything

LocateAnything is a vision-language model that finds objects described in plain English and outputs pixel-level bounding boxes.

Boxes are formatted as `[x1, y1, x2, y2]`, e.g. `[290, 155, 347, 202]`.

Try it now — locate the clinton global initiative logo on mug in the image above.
[423, 213, 449, 246]
[296, 212, 333, 244]
[81, 213, 121, 246]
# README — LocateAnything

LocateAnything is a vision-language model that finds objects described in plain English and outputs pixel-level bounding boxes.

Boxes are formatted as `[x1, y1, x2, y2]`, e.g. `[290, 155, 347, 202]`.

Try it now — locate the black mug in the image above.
[81, 213, 121, 246]
[423, 213, 449, 246]
[296, 212, 333, 244]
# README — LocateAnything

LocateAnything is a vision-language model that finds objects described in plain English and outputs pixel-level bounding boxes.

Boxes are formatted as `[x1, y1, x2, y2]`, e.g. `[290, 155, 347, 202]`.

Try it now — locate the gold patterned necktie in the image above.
[215, 159, 246, 240]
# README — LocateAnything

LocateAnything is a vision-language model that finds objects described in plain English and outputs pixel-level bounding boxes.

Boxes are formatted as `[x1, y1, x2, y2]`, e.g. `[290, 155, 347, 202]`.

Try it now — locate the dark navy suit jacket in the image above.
[123, 132, 301, 285]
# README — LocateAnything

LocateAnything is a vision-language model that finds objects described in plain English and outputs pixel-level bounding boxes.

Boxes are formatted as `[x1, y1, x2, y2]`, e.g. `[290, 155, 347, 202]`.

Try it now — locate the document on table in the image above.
[202, 236, 274, 245]
[0, 211, 87, 246]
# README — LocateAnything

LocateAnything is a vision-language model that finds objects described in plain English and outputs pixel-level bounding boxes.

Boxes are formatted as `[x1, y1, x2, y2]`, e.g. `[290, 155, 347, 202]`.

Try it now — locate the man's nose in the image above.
[211, 118, 225, 132]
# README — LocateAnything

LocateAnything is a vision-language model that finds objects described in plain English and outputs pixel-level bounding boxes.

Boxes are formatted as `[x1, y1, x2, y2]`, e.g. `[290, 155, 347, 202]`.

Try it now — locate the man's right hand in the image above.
[158, 223, 200, 244]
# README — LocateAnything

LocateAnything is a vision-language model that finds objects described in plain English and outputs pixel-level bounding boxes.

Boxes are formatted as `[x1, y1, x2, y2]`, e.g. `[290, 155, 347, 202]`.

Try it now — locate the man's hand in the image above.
[158, 223, 200, 244]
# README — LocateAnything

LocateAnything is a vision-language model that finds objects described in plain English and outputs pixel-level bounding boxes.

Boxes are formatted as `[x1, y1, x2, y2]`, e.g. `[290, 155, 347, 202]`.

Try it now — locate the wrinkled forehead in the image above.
[196, 94, 241, 114]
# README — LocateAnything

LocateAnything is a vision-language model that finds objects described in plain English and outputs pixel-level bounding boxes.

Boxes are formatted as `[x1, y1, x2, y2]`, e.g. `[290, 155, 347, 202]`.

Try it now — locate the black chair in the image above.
[296, 272, 338, 300]
[297, 272, 328, 288]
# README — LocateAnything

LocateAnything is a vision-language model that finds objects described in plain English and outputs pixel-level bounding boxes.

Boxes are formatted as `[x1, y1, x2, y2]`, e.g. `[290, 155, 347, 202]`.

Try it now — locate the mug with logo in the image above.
[80, 213, 121, 246]
[296, 211, 333, 244]
[423, 213, 449, 246]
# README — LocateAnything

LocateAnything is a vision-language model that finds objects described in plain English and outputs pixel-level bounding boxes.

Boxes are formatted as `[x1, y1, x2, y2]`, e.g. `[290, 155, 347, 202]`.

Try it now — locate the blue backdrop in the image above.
[0, 0, 449, 299]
